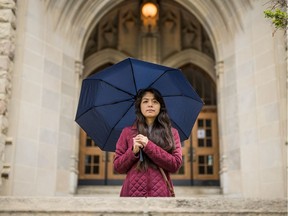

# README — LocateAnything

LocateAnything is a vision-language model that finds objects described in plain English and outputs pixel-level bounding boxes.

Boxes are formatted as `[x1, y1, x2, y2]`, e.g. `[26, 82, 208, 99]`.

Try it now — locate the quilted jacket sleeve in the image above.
[143, 128, 182, 173]
[113, 127, 139, 174]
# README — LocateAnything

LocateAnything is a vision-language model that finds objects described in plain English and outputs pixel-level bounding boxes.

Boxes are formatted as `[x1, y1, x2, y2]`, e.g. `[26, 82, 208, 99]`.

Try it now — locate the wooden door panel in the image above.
[107, 152, 125, 179]
[192, 112, 219, 180]
[171, 139, 191, 179]
[79, 130, 105, 179]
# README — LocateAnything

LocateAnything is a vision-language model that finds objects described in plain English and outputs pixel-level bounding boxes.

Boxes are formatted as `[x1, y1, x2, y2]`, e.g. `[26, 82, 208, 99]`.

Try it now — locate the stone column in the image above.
[215, 61, 227, 194]
[0, 0, 16, 187]
[69, 60, 83, 194]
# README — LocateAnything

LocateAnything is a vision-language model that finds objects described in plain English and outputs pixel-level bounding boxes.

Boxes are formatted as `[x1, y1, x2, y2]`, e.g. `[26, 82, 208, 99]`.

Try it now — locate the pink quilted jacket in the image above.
[113, 126, 182, 197]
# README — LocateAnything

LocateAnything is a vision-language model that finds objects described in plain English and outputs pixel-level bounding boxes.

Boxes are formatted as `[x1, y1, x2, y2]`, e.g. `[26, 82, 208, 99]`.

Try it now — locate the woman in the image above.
[113, 88, 182, 197]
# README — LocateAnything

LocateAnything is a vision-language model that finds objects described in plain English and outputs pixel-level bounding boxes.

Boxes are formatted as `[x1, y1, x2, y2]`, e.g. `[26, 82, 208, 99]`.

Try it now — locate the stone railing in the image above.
[0, 197, 287, 215]
[0, 0, 16, 186]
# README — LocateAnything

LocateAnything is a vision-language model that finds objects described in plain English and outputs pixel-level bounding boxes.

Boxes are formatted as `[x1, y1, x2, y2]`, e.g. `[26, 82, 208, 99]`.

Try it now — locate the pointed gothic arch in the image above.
[76, 0, 221, 186]
[44, 0, 252, 62]
[83, 49, 129, 78]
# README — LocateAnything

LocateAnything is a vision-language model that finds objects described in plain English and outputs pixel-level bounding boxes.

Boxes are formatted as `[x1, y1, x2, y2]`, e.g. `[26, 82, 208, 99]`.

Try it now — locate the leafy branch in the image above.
[263, 0, 288, 35]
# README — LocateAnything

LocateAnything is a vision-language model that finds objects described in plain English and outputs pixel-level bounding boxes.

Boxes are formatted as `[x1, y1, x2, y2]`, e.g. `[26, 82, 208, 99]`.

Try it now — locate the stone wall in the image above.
[0, 0, 16, 187]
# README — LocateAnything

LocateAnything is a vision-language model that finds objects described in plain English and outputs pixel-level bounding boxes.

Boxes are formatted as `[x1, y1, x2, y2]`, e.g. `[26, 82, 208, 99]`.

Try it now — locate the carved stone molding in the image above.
[83, 49, 128, 78]
[75, 60, 84, 80]
[0, 0, 16, 186]
[83, 0, 215, 63]
[219, 154, 228, 174]
[215, 61, 224, 78]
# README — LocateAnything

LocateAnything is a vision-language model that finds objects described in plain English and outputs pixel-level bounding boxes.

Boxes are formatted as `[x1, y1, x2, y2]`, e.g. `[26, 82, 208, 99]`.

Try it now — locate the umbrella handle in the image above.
[140, 149, 143, 162]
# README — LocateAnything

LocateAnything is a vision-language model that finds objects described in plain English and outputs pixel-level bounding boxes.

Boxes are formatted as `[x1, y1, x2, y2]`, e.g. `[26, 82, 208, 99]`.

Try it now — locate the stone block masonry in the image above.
[0, 0, 16, 187]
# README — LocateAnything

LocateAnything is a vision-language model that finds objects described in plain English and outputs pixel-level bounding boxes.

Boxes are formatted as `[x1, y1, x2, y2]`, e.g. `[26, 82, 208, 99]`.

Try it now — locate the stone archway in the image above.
[162, 49, 216, 82]
[83, 49, 129, 78]
[44, 0, 252, 61]
[43, 0, 253, 192]
[75, 0, 223, 187]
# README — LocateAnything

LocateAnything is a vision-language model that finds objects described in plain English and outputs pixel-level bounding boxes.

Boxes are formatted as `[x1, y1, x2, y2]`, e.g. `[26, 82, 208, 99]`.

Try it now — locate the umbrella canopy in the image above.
[75, 58, 203, 152]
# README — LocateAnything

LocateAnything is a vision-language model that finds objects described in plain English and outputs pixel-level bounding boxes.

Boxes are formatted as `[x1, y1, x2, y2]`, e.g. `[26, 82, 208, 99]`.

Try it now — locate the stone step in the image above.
[76, 186, 222, 197]
[0, 197, 286, 215]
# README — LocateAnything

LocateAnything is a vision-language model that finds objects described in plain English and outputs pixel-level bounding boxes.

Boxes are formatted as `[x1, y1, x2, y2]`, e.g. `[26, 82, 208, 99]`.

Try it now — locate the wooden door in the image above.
[78, 130, 106, 184]
[170, 137, 191, 183]
[106, 152, 125, 183]
[191, 112, 219, 185]
[78, 129, 125, 185]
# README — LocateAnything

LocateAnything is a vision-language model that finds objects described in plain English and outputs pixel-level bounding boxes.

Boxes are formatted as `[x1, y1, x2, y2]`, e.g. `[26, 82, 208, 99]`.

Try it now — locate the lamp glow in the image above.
[141, 2, 158, 18]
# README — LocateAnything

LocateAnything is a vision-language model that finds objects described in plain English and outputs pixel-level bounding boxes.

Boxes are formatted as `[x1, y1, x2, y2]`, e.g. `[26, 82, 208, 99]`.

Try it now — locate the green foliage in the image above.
[264, 8, 288, 30]
[263, 0, 287, 34]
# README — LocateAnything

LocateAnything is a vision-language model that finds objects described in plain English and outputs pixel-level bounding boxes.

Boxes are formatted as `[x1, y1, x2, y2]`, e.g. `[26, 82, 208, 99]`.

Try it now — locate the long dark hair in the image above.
[134, 88, 175, 170]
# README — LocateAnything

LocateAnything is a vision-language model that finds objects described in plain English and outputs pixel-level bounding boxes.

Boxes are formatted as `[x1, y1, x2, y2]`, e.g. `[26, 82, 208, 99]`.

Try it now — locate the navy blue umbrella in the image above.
[75, 58, 203, 152]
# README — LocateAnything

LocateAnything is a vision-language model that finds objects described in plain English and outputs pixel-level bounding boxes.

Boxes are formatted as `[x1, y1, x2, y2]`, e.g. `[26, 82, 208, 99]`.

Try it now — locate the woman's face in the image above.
[140, 92, 161, 123]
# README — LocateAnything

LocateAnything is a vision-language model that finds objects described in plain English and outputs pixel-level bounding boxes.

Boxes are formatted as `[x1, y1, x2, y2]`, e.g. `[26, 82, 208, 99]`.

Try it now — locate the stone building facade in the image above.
[0, 0, 287, 198]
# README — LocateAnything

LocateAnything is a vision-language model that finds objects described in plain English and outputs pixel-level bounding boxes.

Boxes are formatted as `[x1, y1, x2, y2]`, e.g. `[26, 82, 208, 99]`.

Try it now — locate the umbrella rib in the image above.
[104, 103, 134, 148]
[170, 119, 188, 141]
[87, 78, 135, 98]
[128, 58, 138, 94]
[94, 98, 134, 107]
[75, 98, 134, 121]
[147, 68, 176, 89]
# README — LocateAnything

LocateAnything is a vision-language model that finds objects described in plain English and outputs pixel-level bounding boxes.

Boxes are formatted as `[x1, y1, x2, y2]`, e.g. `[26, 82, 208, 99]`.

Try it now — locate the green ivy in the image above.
[264, 8, 288, 30]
